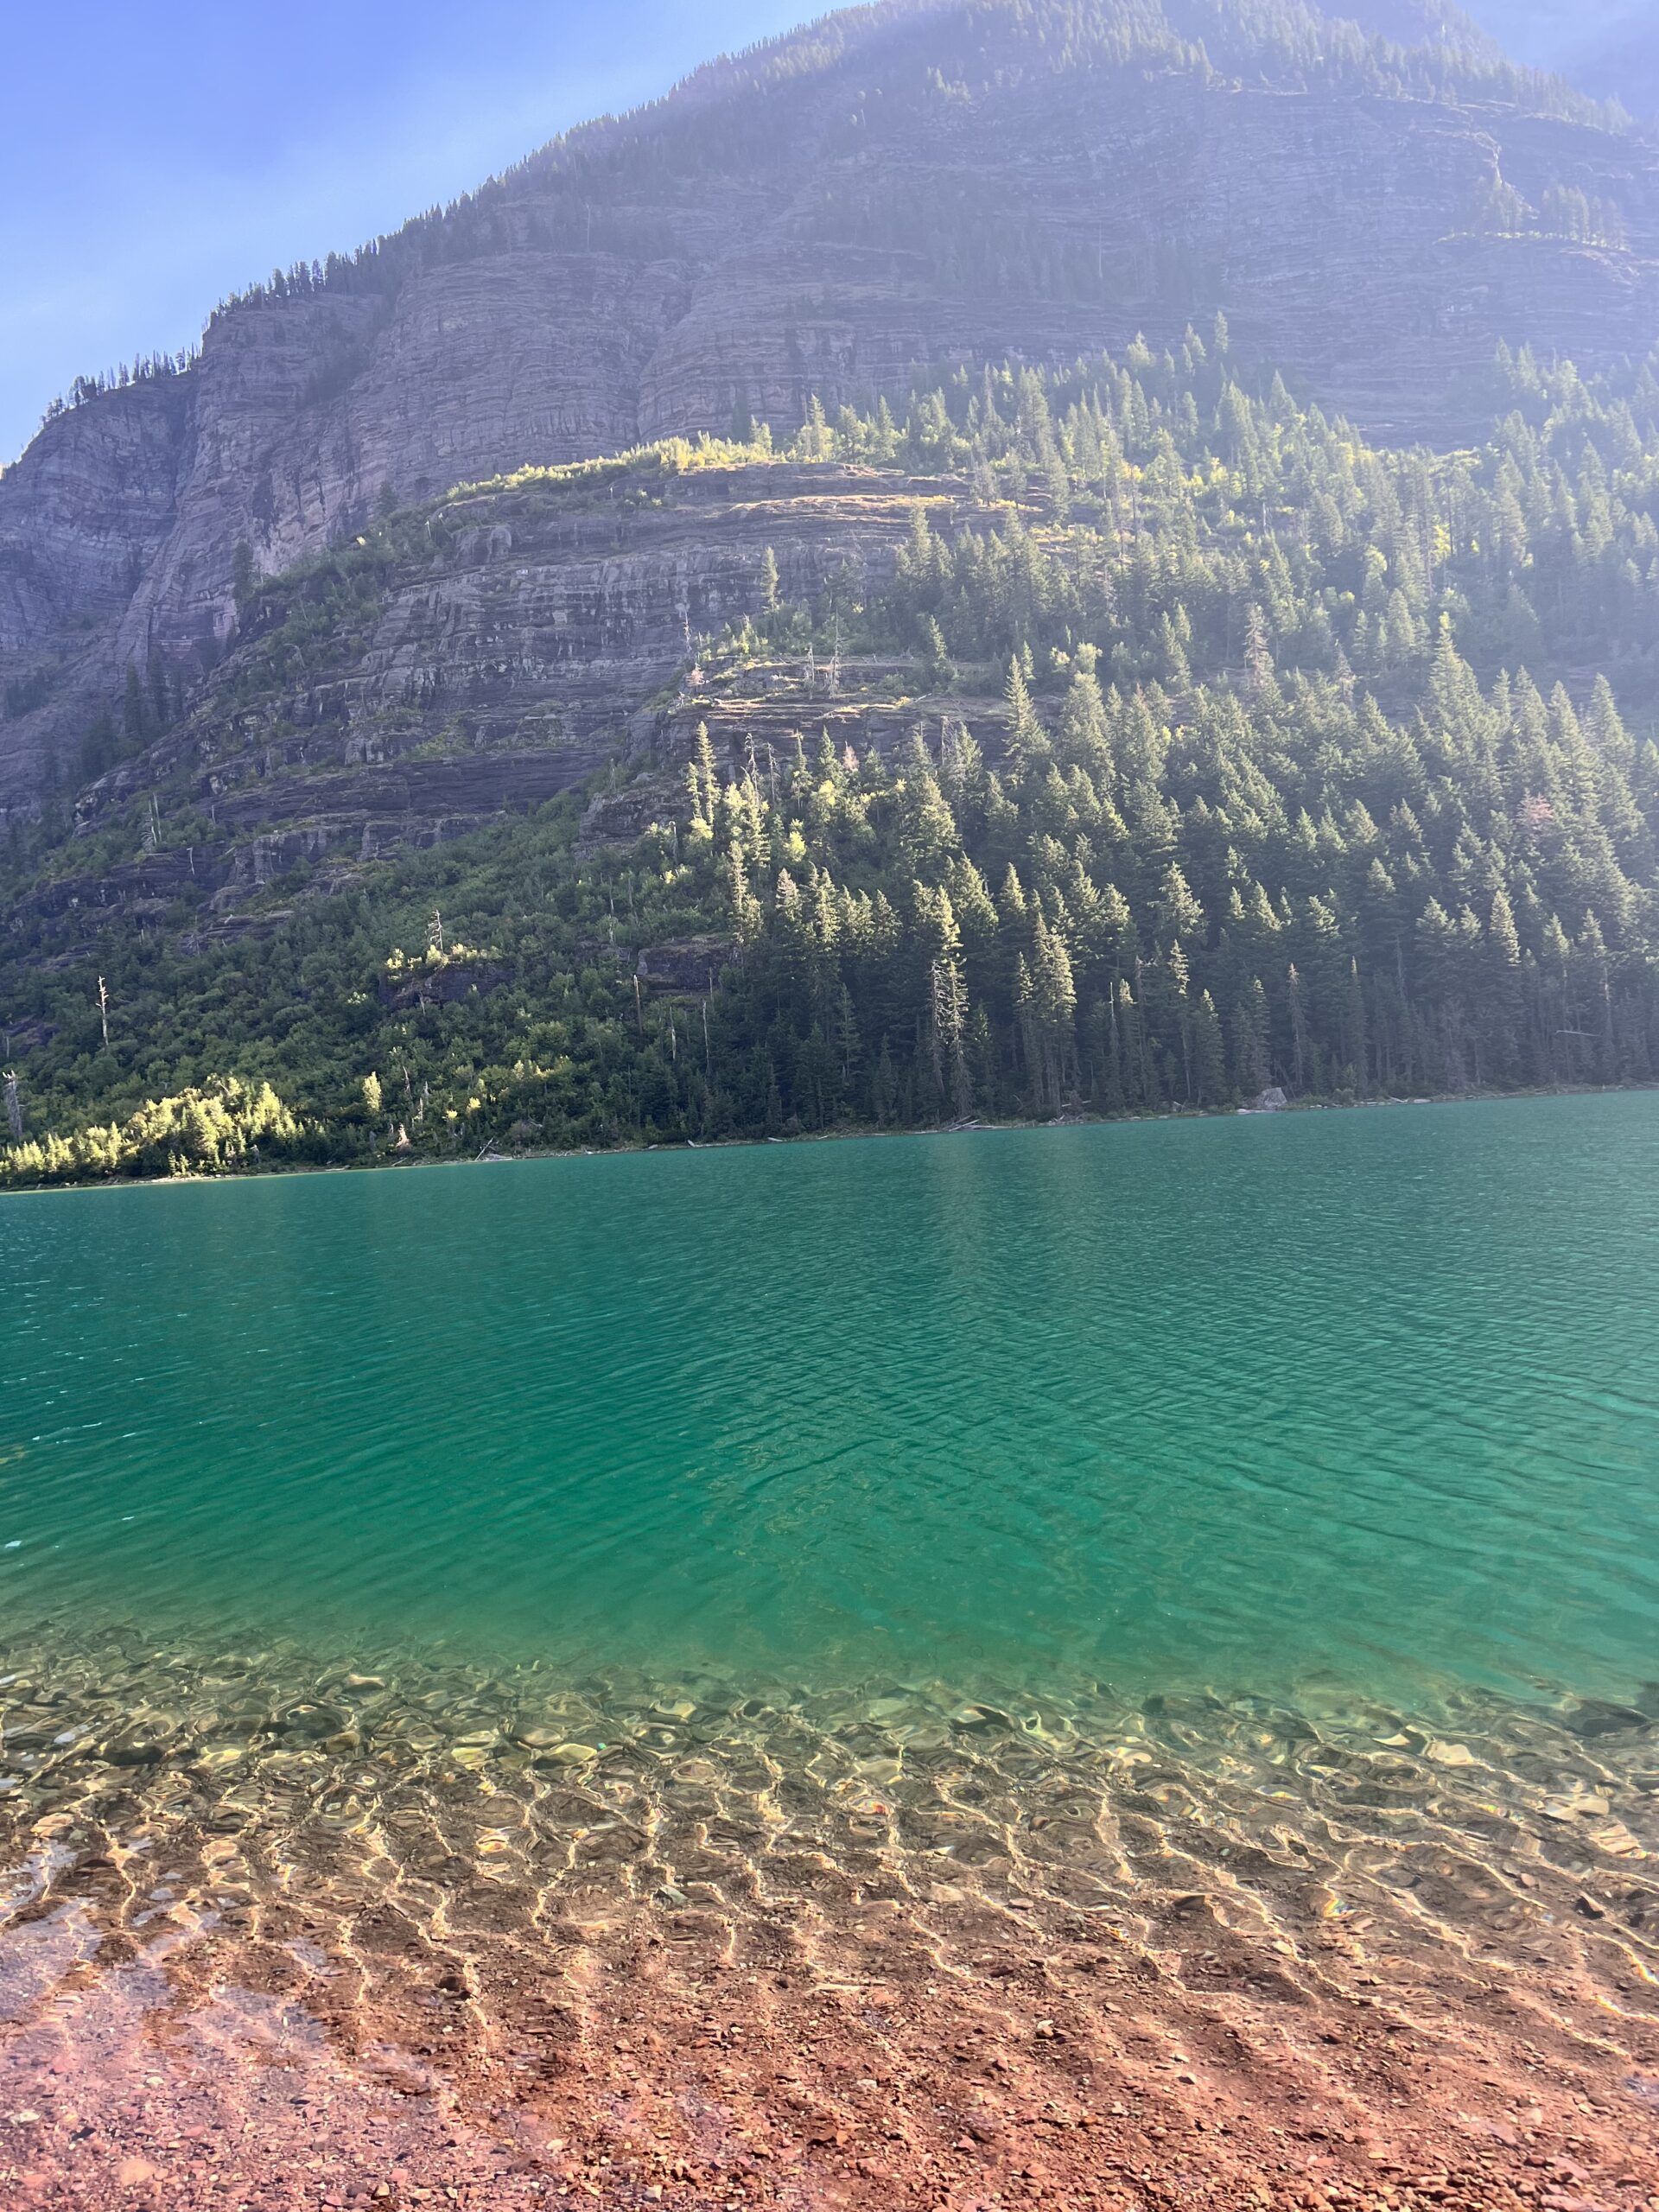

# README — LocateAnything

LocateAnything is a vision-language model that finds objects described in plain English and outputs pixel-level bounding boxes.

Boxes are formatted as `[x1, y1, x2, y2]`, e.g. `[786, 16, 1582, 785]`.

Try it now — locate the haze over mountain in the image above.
[0, 0, 1652, 817]
[1466, 2, 1659, 111]
[5, 29, 1659, 2212]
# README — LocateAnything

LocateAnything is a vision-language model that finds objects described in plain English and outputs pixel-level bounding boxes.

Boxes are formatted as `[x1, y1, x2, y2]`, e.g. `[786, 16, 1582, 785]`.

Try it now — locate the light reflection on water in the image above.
[0, 1094, 1656, 1710]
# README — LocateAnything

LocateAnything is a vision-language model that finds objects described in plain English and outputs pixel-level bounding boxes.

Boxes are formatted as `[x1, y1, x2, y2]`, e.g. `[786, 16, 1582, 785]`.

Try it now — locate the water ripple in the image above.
[0, 1096, 1656, 1710]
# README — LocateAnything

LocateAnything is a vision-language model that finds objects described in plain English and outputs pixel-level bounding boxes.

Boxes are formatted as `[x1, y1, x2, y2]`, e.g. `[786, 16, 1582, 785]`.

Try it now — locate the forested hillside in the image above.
[4, 327, 1658, 1183]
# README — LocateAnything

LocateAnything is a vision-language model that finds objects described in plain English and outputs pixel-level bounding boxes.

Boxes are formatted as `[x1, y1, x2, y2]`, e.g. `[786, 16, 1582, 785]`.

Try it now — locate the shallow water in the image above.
[3, 1102, 1659, 2200]
[0, 1607, 1654, 2206]
[2, 1095, 1658, 1709]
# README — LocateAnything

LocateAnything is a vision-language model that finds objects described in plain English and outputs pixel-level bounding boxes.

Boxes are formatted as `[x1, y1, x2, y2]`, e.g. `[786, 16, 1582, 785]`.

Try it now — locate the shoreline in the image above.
[0, 1077, 1650, 1203]
[0, 1620, 1653, 2209]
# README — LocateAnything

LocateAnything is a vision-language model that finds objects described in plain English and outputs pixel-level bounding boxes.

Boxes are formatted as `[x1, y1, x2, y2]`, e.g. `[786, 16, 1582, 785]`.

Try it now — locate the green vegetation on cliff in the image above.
[6, 326, 1659, 1183]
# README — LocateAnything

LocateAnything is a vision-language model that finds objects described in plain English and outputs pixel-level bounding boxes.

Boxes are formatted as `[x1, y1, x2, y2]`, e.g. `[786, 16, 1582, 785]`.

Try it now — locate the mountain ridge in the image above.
[2, 0, 1653, 821]
[6, 329, 1659, 1179]
[1465, 3, 1659, 110]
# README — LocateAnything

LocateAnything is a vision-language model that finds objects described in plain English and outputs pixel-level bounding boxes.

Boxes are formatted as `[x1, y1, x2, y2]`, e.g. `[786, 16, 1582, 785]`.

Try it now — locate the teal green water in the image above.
[2, 1095, 1657, 1708]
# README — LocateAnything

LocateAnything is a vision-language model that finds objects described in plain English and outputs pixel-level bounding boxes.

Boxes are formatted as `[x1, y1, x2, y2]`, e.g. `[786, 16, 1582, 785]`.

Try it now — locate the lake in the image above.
[3, 1096, 1657, 2197]
[1, 1092, 1656, 1712]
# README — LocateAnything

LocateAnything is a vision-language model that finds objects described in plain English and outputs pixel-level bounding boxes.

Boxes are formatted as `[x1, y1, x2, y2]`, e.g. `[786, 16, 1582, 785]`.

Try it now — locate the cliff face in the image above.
[19, 459, 938, 943]
[2, 0, 1656, 813]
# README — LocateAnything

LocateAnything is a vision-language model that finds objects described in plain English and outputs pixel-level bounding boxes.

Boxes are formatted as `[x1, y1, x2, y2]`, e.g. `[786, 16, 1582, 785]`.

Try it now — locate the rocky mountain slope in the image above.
[1, 0, 1655, 818]
[22, 449, 939, 944]
[7, 327, 1659, 1175]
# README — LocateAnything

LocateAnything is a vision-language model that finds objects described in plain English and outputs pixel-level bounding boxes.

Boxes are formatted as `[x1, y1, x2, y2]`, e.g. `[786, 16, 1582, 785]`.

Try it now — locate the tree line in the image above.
[5, 324, 1659, 1181]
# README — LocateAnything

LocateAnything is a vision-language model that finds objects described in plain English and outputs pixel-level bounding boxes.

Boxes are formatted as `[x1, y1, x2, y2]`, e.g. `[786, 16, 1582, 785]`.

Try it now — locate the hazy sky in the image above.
[1, 1, 824, 464]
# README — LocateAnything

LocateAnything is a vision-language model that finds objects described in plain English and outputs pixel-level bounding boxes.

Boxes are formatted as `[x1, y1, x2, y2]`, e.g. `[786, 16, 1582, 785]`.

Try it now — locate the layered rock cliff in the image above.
[1, 0, 1655, 816]
[14, 454, 946, 944]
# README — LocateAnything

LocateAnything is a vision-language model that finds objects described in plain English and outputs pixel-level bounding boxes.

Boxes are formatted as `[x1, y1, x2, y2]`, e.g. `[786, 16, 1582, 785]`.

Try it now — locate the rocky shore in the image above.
[0, 1626, 1652, 2207]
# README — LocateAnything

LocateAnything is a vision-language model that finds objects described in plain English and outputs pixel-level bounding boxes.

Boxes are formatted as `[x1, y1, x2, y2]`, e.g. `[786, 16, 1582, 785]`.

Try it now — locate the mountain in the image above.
[1561, 9, 1659, 118]
[1465, 3, 1659, 111]
[4, 333, 1659, 1180]
[0, 0, 1652, 820]
[6, 0, 1659, 1183]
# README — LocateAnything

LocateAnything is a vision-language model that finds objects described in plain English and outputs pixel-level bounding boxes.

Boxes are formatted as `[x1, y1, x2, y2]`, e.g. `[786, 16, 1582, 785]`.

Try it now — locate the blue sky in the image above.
[1, 1, 824, 464]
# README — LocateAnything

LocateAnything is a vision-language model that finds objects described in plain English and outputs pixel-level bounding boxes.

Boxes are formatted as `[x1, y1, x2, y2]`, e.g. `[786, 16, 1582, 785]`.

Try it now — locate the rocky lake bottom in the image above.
[0, 1622, 1653, 2211]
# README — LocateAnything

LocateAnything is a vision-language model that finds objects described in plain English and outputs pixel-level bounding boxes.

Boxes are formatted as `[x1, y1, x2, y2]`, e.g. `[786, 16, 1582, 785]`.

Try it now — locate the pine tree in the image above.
[1057, 646, 1111, 778]
[1004, 656, 1047, 786]
[1231, 979, 1272, 1097]
[1192, 990, 1227, 1106]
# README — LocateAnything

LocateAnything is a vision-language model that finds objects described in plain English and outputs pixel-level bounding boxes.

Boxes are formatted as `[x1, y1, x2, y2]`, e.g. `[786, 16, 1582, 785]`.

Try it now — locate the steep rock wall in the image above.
[19, 463, 935, 943]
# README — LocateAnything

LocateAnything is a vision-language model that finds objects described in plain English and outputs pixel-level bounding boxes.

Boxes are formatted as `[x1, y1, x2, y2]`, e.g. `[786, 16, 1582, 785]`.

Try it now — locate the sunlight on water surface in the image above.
[1, 1093, 1656, 1709]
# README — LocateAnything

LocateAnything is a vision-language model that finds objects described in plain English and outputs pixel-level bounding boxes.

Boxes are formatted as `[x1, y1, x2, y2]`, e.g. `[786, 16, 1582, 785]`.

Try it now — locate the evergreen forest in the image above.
[7, 325, 1659, 1183]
